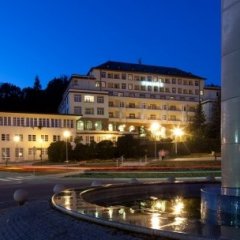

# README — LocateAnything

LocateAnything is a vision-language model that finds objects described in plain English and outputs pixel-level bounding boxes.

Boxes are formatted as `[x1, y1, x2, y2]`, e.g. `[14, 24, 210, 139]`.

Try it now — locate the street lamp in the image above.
[63, 130, 71, 164]
[13, 135, 20, 162]
[150, 122, 160, 159]
[172, 127, 184, 155]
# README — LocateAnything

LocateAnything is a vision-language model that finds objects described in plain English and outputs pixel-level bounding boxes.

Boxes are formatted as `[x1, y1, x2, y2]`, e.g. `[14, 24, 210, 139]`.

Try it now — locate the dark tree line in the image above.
[187, 97, 221, 153]
[0, 76, 69, 113]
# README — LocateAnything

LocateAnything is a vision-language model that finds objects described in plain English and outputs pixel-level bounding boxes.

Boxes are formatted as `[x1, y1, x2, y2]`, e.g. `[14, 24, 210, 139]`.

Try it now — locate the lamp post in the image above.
[13, 135, 20, 162]
[63, 130, 71, 165]
[172, 127, 184, 155]
[150, 122, 160, 160]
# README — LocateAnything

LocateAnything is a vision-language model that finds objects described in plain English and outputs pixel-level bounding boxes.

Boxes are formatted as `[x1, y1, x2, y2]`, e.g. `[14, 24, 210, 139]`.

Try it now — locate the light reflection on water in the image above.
[53, 189, 200, 232]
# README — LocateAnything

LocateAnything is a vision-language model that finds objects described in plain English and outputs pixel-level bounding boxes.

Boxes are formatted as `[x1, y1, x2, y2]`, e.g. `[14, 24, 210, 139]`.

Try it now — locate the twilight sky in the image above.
[0, 0, 221, 89]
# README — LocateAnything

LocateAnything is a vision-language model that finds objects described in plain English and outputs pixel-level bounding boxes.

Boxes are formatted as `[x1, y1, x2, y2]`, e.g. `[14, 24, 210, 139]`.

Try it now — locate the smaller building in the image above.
[0, 112, 80, 164]
[202, 85, 221, 123]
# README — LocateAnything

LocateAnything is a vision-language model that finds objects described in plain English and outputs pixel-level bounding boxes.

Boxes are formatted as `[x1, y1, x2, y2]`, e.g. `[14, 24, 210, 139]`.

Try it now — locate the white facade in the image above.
[0, 112, 79, 164]
[59, 61, 205, 141]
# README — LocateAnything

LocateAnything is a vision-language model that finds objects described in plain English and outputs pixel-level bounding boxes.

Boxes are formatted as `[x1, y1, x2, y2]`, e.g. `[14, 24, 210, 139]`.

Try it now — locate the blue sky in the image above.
[0, 0, 221, 89]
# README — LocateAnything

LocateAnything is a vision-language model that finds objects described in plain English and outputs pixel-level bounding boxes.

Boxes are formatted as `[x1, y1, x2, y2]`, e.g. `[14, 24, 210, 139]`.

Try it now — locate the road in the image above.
[0, 171, 125, 210]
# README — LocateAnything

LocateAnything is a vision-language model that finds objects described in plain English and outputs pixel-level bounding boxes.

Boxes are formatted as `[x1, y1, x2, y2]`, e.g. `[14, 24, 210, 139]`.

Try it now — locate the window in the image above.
[77, 121, 84, 131]
[172, 78, 176, 84]
[178, 88, 182, 94]
[120, 102, 124, 107]
[154, 86, 158, 92]
[150, 114, 156, 120]
[129, 103, 135, 108]
[195, 81, 199, 86]
[141, 85, 146, 91]
[128, 84, 133, 90]
[178, 79, 182, 85]
[114, 73, 120, 79]
[74, 94, 81, 102]
[107, 73, 113, 78]
[172, 88, 176, 93]
[165, 78, 170, 84]
[147, 86, 152, 92]
[14, 134, 23, 141]
[147, 76, 152, 81]
[122, 83, 126, 89]
[2, 148, 10, 160]
[15, 148, 24, 158]
[1, 134, 10, 141]
[97, 108, 104, 115]
[165, 88, 170, 93]
[84, 95, 94, 102]
[162, 115, 167, 120]
[160, 87, 164, 92]
[140, 76, 145, 81]
[122, 73, 126, 80]
[101, 72, 106, 78]
[109, 102, 113, 107]
[134, 85, 140, 90]
[109, 112, 113, 118]
[149, 104, 156, 109]
[195, 89, 199, 95]
[169, 105, 176, 110]
[86, 121, 93, 130]
[41, 135, 48, 142]
[74, 107, 82, 115]
[97, 96, 104, 103]
[114, 83, 120, 89]
[28, 135, 36, 141]
[95, 121, 102, 130]
[53, 135, 61, 142]
[170, 115, 177, 121]
[163, 105, 168, 110]
[85, 108, 94, 115]
[134, 75, 140, 81]
[129, 114, 135, 119]
[128, 74, 133, 80]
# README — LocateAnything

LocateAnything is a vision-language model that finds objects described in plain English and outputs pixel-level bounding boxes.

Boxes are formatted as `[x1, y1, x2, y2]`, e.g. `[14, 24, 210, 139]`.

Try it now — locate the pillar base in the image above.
[201, 187, 240, 227]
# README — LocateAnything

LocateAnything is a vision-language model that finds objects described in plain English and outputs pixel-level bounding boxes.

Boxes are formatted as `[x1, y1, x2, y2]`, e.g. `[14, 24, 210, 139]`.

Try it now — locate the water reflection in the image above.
[53, 189, 200, 232]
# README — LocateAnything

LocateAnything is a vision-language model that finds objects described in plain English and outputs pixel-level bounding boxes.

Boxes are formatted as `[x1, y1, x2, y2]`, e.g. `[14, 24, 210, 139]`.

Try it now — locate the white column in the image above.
[221, 0, 240, 196]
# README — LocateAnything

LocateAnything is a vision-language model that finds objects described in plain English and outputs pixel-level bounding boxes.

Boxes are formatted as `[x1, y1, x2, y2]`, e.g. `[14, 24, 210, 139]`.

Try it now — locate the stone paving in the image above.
[0, 200, 153, 240]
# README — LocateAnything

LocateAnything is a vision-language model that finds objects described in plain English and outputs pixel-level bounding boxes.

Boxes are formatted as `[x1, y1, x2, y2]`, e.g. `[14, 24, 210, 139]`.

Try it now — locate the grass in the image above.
[67, 170, 221, 179]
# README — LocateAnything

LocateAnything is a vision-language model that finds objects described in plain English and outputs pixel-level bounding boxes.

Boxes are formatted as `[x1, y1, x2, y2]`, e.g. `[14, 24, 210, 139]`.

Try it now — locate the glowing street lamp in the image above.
[172, 127, 184, 155]
[63, 130, 71, 164]
[150, 122, 160, 159]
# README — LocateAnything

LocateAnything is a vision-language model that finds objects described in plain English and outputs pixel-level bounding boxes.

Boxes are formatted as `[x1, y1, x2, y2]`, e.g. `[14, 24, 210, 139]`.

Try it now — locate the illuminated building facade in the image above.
[0, 112, 79, 163]
[59, 61, 205, 143]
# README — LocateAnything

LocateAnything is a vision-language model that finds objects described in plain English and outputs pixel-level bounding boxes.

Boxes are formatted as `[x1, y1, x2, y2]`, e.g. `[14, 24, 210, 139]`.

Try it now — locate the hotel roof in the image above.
[91, 61, 204, 79]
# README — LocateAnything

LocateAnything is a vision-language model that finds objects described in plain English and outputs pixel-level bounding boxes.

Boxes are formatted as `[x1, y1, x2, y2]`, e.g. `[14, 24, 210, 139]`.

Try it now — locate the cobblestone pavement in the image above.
[0, 200, 151, 240]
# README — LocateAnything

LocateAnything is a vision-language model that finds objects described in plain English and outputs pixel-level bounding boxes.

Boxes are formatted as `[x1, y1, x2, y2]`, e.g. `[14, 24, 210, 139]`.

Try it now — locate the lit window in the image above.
[84, 95, 94, 103]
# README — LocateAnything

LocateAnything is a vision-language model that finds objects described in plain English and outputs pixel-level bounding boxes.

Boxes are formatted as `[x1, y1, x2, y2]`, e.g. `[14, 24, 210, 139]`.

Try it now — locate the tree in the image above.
[0, 83, 23, 111]
[116, 134, 142, 158]
[95, 140, 115, 159]
[33, 75, 42, 90]
[189, 102, 206, 137]
[48, 141, 66, 162]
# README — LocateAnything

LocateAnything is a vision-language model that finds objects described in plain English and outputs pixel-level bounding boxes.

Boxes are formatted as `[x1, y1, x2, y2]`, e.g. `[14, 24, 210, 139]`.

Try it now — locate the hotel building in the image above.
[59, 61, 205, 144]
[1, 61, 207, 163]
